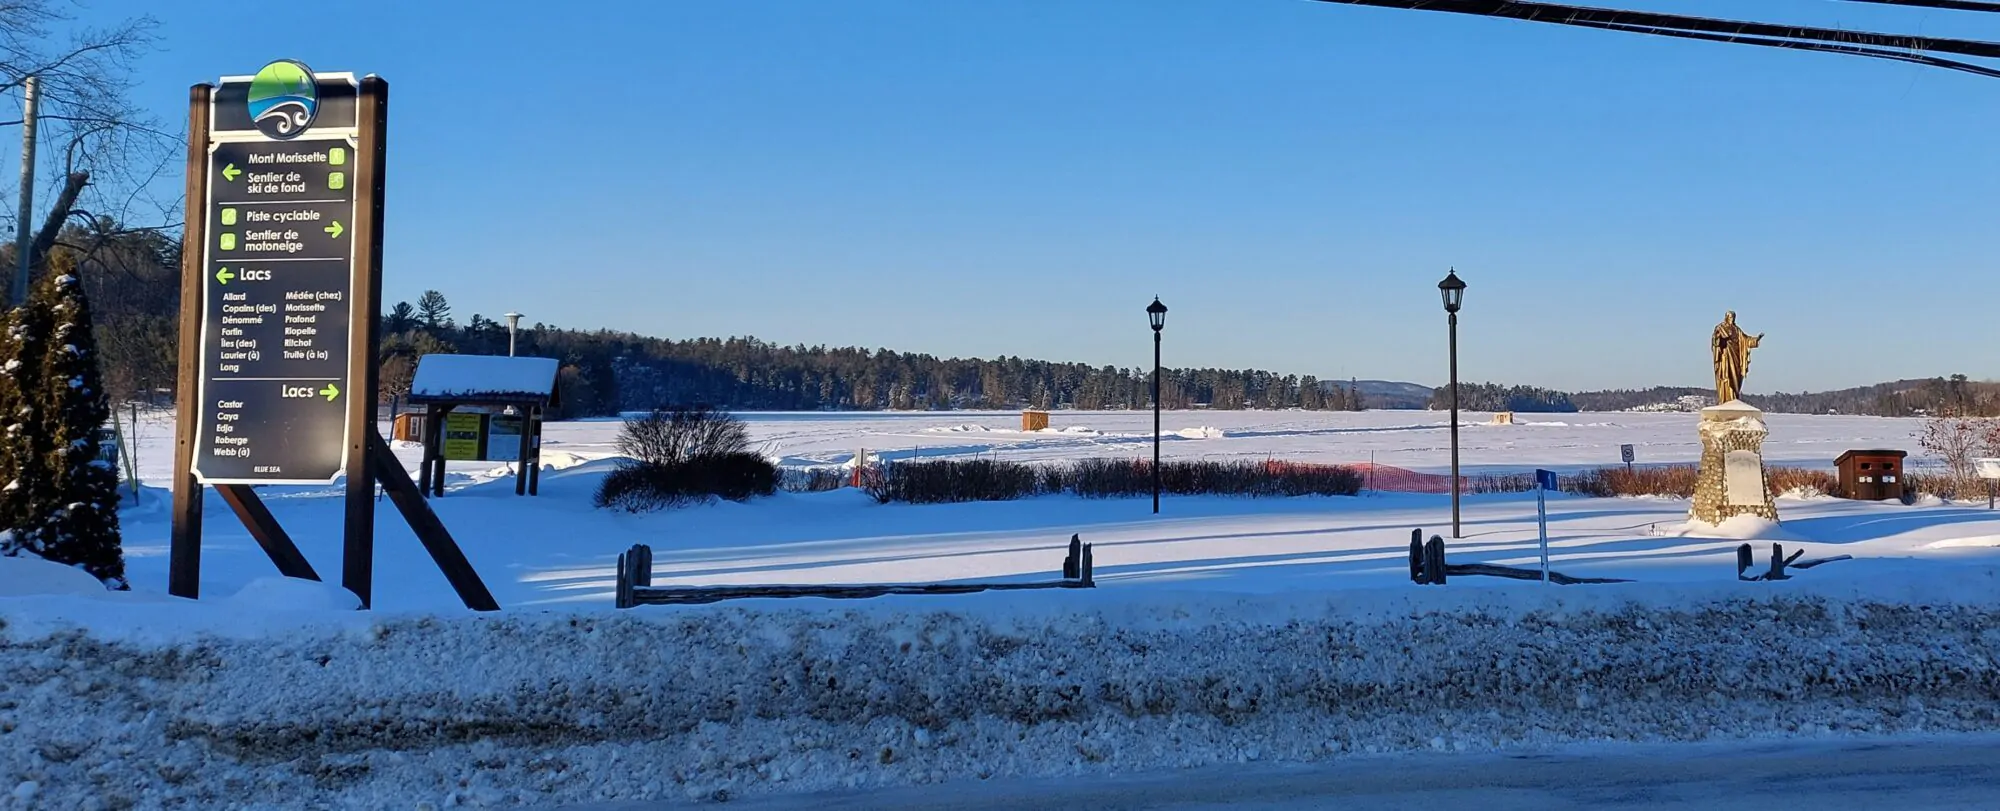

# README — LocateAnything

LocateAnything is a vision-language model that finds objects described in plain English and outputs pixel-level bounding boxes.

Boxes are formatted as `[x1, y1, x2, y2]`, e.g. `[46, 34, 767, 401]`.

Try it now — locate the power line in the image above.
[1832, 0, 2000, 13]
[1307, 0, 2000, 76]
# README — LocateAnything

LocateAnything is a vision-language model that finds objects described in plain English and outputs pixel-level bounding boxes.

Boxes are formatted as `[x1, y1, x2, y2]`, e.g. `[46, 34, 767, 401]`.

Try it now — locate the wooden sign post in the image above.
[168, 61, 495, 611]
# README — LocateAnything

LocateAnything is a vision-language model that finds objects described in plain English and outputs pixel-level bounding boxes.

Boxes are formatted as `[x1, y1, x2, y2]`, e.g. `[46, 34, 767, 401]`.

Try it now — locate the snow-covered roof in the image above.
[409, 355, 560, 405]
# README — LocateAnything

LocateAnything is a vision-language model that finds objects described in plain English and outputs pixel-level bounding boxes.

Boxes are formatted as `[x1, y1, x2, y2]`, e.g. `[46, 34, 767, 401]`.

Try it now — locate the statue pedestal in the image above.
[1690, 400, 1778, 525]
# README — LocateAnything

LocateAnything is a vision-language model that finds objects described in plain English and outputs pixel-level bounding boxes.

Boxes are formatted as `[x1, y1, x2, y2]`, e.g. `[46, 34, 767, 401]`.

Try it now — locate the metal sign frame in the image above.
[189, 72, 362, 486]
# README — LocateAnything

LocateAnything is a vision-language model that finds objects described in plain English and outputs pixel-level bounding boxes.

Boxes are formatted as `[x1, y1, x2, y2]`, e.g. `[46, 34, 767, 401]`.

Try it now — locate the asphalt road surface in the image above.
[550, 735, 2000, 810]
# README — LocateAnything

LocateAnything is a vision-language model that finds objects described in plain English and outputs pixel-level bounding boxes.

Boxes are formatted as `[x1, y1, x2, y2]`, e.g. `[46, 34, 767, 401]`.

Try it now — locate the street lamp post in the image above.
[503, 312, 523, 357]
[1148, 297, 1168, 515]
[1438, 270, 1467, 538]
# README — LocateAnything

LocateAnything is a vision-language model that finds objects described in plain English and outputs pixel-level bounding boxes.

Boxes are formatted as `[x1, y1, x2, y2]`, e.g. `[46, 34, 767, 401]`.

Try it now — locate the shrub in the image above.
[1916, 414, 2000, 481]
[780, 467, 848, 493]
[1465, 473, 1538, 495]
[1905, 473, 1982, 501]
[617, 404, 752, 466]
[596, 464, 678, 513]
[595, 453, 780, 512]
[1766, 467, 1839, 498]
[1574, 464, 1839, 498]
[866, 459, 1045, 504]
[596, 407, 776, 512]
[866, 457, 1363, 504]
[1596, 465, 1700, 498]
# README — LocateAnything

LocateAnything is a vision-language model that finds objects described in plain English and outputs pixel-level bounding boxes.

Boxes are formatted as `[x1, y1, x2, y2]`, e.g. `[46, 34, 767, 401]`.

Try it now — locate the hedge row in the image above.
[843, 459, 1973, 505]
[864, 458, 1364, 505]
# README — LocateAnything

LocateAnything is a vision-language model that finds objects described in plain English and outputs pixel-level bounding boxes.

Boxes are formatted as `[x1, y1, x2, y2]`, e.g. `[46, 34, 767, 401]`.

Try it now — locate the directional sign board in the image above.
[192, 63, 366, 484]
[1978, 458, 2000, 481]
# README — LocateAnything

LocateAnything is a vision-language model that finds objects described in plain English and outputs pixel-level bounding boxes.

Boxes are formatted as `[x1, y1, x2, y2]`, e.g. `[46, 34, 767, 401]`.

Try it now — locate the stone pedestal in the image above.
[1691, 400, 1778, 525]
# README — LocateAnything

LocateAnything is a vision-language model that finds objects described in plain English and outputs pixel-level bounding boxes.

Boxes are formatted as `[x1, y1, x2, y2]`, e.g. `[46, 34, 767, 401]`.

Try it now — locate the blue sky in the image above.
[69, 0, 2000, 392]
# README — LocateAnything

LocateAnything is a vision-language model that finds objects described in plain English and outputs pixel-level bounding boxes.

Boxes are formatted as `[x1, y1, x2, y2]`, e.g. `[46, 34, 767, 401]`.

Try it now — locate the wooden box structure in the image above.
[1833, 449, 1908, 501]
[408, 355, 561, 497]
[391, 412, 424, 443]
[1021, 410, 1050, 431]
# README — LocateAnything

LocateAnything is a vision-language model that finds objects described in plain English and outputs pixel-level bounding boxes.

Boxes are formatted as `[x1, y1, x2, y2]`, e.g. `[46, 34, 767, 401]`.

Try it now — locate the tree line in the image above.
[1428, 376, 2000, 417]
[375, 290, 1371, 418]
[33, 237, 2000, 421]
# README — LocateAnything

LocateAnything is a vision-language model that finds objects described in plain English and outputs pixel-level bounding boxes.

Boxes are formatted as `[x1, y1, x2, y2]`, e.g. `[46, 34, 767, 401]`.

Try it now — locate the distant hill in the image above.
[1438, 377, 1999, 418]
[1352, 380, 1433, 410]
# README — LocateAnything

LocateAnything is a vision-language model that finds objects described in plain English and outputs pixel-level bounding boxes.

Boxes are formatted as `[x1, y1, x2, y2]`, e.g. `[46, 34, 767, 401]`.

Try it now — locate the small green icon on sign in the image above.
[327, 171, 345, 190]
[220, 208, 238, 226]
[222, 163, 242, 182]
[215, 267, 236, 285]
[219, 234, 238, 251]
[324, 221, 344, 239]
[319, 383, 340, 402]
[328, 147, 346, 166]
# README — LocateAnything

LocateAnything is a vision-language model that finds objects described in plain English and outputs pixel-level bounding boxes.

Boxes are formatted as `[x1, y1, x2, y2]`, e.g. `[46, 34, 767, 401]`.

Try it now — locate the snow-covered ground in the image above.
[3, 408, 1998, 809]
[110, 407, 1936, 486]
[78, 408, 1999, 614]
[512, 408, 1924, 477]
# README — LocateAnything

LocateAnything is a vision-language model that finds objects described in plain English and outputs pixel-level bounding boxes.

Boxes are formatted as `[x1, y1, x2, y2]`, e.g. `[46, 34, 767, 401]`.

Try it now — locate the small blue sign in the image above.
[1536, 469, 1559, 491]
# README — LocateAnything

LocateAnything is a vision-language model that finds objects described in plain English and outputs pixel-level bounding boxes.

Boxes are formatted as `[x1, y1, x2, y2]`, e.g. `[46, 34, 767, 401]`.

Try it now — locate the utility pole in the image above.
[11, 75, 38, 306]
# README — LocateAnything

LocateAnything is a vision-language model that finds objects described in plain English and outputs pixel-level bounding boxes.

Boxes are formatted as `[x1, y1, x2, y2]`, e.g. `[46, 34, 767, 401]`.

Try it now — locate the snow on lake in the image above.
[38, 408, 1996, 621]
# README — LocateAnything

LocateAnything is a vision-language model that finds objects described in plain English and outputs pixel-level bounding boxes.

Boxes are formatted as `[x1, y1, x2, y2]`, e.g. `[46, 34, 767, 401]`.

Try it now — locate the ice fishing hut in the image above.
[408, 355, 561, 497]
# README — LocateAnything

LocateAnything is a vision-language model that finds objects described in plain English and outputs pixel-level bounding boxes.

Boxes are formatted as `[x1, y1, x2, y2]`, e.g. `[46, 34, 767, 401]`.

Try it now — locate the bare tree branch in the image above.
[0, 0, 174, 299]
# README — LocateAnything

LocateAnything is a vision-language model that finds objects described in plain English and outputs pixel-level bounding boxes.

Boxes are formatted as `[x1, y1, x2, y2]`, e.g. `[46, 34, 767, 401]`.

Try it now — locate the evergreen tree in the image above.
[0, 278, 53, 554]
[4, 255, 125, 586]
[416, 289, 452, 330]
[385, 301, 416, 333]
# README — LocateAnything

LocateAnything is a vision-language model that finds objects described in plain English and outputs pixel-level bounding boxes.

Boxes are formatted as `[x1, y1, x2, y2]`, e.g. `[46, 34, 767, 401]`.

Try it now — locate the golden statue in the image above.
[1711, 311, 1763, 405]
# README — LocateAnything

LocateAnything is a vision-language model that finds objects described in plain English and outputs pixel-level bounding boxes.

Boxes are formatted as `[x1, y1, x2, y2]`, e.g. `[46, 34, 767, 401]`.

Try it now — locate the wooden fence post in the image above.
[1416, 531, 1432, 583]
[615, 543, 652, 609]
[614, 550, 630, 609]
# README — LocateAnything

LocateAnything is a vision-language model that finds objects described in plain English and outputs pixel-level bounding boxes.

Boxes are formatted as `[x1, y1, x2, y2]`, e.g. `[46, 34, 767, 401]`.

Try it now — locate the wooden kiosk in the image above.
[408, 355, 561, 497]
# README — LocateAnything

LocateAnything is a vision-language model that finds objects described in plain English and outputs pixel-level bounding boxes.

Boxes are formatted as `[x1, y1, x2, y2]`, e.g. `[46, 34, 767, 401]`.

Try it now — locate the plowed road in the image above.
[551, 735, 2000, 810]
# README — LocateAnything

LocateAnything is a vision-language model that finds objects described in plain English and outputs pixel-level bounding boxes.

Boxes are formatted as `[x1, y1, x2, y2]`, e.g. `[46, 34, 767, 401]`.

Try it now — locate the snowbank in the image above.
[1671, 515, 1810, 542]
[0, 555, 103, 598]
[4, 576, 1999, 809]
[226, 577, 362, 612]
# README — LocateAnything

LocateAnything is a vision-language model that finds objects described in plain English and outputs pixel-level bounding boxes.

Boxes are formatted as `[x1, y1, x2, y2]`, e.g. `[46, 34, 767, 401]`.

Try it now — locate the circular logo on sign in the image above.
[247, 59, 318, 139]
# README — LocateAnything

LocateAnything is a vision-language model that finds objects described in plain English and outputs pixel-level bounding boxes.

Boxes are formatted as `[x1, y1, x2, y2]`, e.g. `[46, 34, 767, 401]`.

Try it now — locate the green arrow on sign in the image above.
[324, 221, 344, 239]
[222, 163, 241, 181]
[215, 267, 235, 285]
[319, 383, 340, 402]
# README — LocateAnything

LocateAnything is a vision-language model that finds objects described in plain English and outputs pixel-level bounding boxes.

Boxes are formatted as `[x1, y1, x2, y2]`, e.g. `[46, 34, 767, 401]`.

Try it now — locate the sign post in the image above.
[170, 61, 494, 611]
[1535, 468, 1558, 585]
[1977, 458, 2000, 510]
[1620, 444, 1635, 473]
